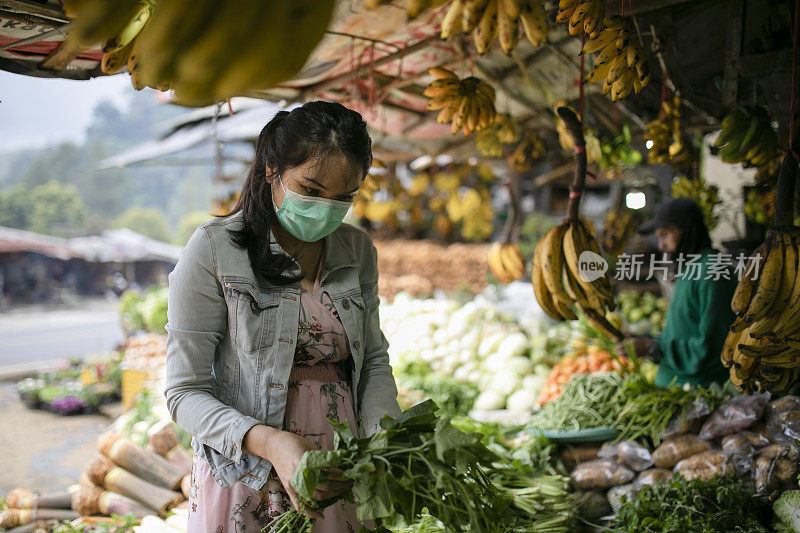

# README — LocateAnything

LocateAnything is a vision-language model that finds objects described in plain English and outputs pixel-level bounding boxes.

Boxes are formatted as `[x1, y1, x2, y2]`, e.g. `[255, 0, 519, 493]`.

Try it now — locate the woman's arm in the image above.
[164, 227, 261, 464]
[357, 240, 402, 436]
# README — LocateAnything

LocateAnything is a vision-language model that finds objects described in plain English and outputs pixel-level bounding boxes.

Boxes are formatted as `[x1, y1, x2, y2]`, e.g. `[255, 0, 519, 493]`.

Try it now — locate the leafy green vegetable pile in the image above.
[266, 400, 575, 532]
[612, 474, 771, 533]
[396, 374, 479, 419]
[527, 372, 728, 444]
[773, 488, 800, 532]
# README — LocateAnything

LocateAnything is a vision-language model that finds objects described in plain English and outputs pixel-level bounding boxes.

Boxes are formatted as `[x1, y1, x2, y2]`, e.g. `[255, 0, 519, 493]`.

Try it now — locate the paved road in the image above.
[0, 298, 125, 367]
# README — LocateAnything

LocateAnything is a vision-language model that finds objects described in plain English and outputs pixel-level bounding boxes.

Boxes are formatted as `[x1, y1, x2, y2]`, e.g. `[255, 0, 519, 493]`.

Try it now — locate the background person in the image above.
[616, 198, 738, 388]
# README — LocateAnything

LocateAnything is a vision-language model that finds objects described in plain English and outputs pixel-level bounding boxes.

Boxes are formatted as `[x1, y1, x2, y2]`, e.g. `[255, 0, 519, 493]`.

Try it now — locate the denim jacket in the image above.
[164, 211, 402, 491]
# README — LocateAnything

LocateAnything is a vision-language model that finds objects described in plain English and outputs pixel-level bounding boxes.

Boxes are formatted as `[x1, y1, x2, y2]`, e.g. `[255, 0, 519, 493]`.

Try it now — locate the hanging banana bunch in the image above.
[714, 105, 780, 168]
[425, 67, 498, 136]
[531, 107, 621, 339]
[441, 0, 550, 54]
[556, 0, 605, 37]
[474, 114, 521, 157]
[644, 96, 697, 171]
[64, 0, 335, 106]
[723, 157, 800, 392]
[583, 16, 650, 101]
[508, 130, 546, 172]
[446, 188, 495, 241]
[601, 206, 640, 258]
[487, 243, 526, 283]
[532, 218, 621, 338]
[365, 0, 449, 18]
[671, 176, 722, 232]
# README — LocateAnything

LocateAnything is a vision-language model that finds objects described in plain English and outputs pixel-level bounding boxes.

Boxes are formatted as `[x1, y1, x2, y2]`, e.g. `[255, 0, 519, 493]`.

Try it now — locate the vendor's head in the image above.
[637, 197, 712, 257]
[229, 101, 373, 281]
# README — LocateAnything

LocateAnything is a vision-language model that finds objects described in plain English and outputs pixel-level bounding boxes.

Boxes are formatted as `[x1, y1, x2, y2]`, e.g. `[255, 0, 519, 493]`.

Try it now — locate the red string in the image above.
[226, 99, 234, 116]
[569, 190, 583, 198]
[788, 0, 799, 162]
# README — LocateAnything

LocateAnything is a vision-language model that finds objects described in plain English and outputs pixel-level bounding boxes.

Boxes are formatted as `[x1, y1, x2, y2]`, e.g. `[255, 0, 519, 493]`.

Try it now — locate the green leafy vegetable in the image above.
[613, 474, 770, 533]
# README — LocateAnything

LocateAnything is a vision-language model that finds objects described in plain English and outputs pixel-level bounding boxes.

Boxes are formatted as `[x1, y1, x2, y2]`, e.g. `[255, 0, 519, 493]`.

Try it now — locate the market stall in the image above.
[2, 0, 800, 530]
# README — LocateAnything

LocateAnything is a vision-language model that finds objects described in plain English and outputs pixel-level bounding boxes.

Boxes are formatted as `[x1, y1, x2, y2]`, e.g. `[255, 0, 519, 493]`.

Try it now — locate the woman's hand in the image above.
[243, 425, 352, 519]
[615, 337, 654, 359]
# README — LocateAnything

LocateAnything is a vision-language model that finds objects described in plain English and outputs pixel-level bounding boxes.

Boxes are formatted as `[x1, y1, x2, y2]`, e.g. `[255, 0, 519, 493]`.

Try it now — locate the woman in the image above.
[616, 197, 737, 388]
[165, 101, 402, 532]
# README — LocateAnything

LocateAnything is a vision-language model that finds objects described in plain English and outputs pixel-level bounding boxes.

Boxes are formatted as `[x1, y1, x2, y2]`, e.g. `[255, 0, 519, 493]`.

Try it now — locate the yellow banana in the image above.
[473, 0, 498, 54]
[497, 0, 519, 55]
[532, 240, 568, 320]
[541, 223, 577, 318]
[581, 27, 617, 54]
[744, 237, 784, 324]
[102, 1, 151, 53]
[721, 329, 743, 368]
[428, 66, 459, 80]
[101, 36, 135, 75]
[463, 0, 492, 32]
[441, 0, 467, 39]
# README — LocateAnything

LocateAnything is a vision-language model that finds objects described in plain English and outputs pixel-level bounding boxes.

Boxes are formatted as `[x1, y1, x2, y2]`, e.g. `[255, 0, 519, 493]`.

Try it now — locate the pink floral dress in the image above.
[187, 270, 366, 532]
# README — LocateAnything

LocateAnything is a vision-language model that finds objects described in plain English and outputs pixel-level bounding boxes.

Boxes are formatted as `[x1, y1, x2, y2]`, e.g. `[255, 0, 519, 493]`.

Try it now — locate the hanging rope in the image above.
[788, 0, 799, 162]
[579, 32, 586, 123]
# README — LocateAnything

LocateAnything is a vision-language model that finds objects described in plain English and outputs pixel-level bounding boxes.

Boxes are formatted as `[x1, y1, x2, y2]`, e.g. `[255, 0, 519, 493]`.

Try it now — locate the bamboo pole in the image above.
[4, 486, 80, 510]
[148, 421, 193, 476]
[98, 432, 185, 490]
[71, 482, 156, 519]
[86, 455, 184, 517]
[0, 509, 78, 529]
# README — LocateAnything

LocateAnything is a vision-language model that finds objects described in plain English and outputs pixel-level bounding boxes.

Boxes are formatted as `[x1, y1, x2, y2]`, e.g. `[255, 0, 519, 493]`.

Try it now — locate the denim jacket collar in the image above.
[260, 214, 360, 283]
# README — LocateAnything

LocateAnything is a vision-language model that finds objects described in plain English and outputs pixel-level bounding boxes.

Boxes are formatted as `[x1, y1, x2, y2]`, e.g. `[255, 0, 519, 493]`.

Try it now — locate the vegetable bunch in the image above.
[268, 400, 576, 532]
[528, 373, 727, 444]
[613, 474, 771, 532]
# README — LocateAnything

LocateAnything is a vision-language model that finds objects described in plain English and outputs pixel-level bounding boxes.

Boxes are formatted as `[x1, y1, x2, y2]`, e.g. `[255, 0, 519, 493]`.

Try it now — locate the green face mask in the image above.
[272, 176, 353, 242]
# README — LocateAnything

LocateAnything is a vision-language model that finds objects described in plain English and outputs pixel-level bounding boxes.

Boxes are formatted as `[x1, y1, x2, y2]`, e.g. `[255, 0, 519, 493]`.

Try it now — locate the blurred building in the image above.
[0, 226, 180, 305]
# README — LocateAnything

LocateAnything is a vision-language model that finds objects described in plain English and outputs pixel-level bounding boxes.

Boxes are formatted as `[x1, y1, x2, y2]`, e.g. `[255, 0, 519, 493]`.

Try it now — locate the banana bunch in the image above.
[601, 207, 639, 258]
[67, 0, 335, 105]
[487, 242, 526, 283]
[441, 0, 550, 54]
[532, 219, 622, 340]
[671, 176, 721, 231]
[644, 97, 696, 171]
[365, 0, 448, 18]
[744, 189, 775, 226]
[508, 130, 546, 172]
[714, 105, 780, 167]
[583, 16, 650, 101]
[425, 67, 497, 136]
[474, 114, 521, 157]
[556, 0, 604, 37]
[723, 231, 800, 392]
[446, 188, 494, 241]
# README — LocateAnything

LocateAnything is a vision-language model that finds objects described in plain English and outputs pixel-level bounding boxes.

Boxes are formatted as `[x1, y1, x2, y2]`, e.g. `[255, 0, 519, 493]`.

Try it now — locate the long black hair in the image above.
[673, 201, 712, 258]
[227, 101, 373, 285]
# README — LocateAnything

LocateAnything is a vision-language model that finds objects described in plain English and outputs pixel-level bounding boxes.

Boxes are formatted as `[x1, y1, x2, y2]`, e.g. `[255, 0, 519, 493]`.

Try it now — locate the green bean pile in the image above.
[527, 373, 728, 445]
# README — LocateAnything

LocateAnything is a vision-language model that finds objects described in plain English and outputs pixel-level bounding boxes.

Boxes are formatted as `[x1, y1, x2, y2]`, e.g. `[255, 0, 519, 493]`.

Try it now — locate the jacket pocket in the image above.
[223, 280, 279, 355]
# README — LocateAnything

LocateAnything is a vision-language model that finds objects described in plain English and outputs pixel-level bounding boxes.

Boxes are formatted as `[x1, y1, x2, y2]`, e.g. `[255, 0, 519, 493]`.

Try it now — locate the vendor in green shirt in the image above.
[615, 198, 737, 388]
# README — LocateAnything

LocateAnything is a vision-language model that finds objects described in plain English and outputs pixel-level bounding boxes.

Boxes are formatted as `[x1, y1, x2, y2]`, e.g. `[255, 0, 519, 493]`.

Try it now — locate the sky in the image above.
[0, 70, 133, 152]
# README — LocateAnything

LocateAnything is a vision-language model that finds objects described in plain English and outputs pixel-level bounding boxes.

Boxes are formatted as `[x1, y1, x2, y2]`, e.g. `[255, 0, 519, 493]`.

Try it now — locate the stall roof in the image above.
[0, 226, 181, 263]
[0, 226, 77, 260]
[98, 100, 297, 169]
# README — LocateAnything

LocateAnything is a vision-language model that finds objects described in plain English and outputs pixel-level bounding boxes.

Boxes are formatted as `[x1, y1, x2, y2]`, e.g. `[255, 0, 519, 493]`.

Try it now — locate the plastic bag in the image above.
[698, 392, 771, 440]
[753, 444, 799, 495]
[767, 409, 800, 446]
[607, 483, 639, 513]
[662, 396, 712, 439]
[652, 434, 711, 469]
[559, 444, 601, 471]
[597, 440, 654, 472]
[766, 396, 800, 420]
[633, 468, 673, 489]
[674, 450, 733, 481]
[721, 433, 755, 456]
[571, 459, 635, 490]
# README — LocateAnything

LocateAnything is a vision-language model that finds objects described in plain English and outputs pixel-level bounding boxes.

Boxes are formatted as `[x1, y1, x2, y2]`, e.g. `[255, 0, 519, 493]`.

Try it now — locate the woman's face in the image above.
[655, 225, 682, 254]
[270, 158, 362, 210]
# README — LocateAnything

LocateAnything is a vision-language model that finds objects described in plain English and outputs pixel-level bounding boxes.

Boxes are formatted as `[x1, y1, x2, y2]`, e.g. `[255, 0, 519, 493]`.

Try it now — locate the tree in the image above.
[177, 210, 213, 245]
[28, 181, 88, 236]
[113, 206, 173, 243]
[0, 183, 33, 229]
